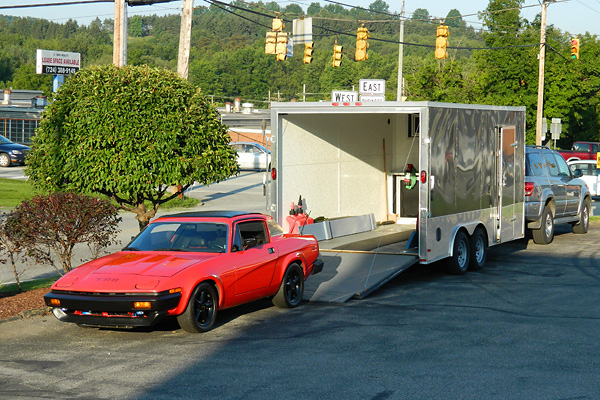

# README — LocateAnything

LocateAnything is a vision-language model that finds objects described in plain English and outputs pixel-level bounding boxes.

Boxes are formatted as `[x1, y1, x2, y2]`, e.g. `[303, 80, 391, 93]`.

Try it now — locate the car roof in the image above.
[157, 211, 265, 220]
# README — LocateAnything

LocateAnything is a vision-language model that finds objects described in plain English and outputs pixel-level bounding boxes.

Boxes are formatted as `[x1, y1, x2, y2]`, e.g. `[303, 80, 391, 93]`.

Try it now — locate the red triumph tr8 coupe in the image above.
[44, 211, 323, 333]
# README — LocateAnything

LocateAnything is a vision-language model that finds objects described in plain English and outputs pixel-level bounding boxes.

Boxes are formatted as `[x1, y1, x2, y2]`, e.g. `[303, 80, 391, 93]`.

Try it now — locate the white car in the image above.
[230, 142, 270, 170]
[568, 160, 600, 196]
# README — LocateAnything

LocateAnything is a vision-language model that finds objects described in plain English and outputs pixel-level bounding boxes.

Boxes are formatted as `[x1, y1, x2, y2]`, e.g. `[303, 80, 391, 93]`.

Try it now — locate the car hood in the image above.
[87, 251, 218, 278]
[0, 142, 30, 152]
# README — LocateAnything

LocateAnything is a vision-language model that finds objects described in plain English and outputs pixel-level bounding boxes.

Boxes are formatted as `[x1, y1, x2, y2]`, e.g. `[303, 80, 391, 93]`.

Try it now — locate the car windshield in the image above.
[0, 135, 13, 145]
[125, 222, 228, 253]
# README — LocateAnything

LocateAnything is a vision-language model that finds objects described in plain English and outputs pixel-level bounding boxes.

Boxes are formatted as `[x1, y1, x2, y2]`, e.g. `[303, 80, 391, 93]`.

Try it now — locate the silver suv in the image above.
[525, 145, 591, 244]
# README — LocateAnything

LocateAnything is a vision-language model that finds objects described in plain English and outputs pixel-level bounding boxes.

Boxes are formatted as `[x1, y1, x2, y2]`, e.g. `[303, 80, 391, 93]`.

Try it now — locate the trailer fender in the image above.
[448, 226, 471, 258]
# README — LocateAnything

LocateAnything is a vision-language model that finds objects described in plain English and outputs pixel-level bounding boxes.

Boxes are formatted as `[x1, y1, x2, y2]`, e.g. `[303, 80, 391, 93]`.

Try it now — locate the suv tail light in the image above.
[525, 181, 534, 196]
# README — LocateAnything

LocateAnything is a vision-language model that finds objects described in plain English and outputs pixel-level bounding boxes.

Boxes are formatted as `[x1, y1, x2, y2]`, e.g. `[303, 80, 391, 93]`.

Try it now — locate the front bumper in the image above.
[44, 290, 182, 328]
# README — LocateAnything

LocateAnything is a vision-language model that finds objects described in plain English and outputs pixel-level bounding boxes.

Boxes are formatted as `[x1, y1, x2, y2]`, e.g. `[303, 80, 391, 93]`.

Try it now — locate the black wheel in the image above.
[177, 282, 218, 333]
[468, 228, 487, 271]
[573, 199, 590, 234]
[272, 263, 304, 308]
[532, 205, 554, 245]
[446, 230, 470, 275]
[0, 153, 11, 167]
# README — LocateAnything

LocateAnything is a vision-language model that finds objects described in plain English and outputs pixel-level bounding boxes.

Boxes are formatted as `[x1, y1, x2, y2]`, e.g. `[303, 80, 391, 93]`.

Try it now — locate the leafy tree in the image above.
[369, 0, 390, 14]
[129, 15, 143, 37]
[27, 65, 239, 229]
[5, 193, 121, 274]
[445, 9, 464, 28]
[412, 8, 430, 21]
[307, 2, 321, 15]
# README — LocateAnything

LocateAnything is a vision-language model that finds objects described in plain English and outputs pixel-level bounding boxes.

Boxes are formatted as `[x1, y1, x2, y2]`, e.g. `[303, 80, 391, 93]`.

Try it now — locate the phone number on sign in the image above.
[43, 65, 79, 75]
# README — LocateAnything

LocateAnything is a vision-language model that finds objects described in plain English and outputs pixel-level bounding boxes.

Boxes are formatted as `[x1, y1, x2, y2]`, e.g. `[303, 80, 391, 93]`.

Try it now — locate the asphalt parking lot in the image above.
[1, 221, 600, 399]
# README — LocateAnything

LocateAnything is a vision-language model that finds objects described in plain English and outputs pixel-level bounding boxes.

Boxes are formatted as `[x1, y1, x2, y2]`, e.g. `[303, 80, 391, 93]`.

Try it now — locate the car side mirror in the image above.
[573, 168, 583, 178]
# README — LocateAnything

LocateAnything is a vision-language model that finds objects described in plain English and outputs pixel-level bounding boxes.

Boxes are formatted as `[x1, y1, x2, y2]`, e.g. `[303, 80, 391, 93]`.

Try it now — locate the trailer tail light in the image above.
[420, 170, 427, 183]
[525, 181, 534, 196]
[271, 167, 277, 180]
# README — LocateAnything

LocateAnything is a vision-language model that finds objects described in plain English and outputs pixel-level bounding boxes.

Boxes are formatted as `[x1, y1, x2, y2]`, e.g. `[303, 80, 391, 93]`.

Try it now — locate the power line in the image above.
[0, 0, 113, 10]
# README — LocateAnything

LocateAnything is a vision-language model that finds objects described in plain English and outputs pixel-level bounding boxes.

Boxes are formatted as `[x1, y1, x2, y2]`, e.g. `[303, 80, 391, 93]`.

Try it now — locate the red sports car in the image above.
[44, 211, 323, 333]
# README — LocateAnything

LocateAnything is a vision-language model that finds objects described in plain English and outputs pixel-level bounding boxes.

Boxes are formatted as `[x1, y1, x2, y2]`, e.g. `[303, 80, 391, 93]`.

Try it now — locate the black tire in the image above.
[272, 263, 304, 308]
[532, 205, 554, 245]
[0, 153, 11, 167]
[468, 228, 487, 271]
[177, 282, 218, 333]
[573, 199, 590, 234]
[446, 230, 470, 275]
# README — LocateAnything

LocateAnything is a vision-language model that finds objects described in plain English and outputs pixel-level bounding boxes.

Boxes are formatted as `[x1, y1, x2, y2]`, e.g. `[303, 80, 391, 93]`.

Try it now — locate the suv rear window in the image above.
[526, 152, 547, 176]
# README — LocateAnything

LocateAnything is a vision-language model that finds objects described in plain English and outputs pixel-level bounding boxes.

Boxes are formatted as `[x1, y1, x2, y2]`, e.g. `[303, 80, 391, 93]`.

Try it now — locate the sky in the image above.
[0, 0, 597, 36]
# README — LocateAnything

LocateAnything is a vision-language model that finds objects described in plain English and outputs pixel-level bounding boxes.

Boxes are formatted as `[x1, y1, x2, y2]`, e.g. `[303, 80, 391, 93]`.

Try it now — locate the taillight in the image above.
[271, 167, 277, 180]
[525, 182, 534, 196]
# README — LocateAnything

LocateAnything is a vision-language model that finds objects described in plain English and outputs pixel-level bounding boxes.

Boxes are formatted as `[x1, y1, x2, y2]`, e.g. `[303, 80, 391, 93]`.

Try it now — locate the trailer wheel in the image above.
[446, 231, 470, 275]
[468, 228, 487, 271]
[532, 205, 554, 245]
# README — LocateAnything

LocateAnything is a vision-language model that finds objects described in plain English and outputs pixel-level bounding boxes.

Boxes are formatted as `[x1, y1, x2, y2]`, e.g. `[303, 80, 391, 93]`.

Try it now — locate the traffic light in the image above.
[332, 42, 343, 67]
[265, 31, 277, 55]
[571, 37, 580, 60]
[272, 17, 284, 32]
[355, 24, 369, 61]
[435, 23, 449, 60]
[276, 32, 288, 61]
[303, 42, 314, 64]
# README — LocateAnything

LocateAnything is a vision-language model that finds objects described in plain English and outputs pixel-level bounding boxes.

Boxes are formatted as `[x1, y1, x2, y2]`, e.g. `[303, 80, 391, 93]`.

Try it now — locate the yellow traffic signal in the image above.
[265, 31, 277, 55]
[571, 37, 580, 60]
[303, 42, 314, 64]
[276, 32, 288, 61]
[435, 23, 449, 60]
[272, 17, 284, 32]
[332, 42, 343, 67]
[355, 24, 369, 61]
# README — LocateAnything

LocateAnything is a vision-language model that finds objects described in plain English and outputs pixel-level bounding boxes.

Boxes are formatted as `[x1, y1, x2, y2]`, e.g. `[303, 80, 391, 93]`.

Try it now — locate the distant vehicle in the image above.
[44, 211, 323, 333]
[567, 159, 600, 197]
[525, 146, 591, 244]
[0, 135, 30, 167]
[557, 141, 600, 162]
[230, 141, 270, 170]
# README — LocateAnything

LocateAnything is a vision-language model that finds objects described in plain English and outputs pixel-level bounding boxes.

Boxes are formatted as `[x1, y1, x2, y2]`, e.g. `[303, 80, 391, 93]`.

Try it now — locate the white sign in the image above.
[293, 18, 313, 45]
[332, 90, 358, 103]
[360, 95, 386, 102]
[359, 79, 385, 95]
[36, 49, 80, 75]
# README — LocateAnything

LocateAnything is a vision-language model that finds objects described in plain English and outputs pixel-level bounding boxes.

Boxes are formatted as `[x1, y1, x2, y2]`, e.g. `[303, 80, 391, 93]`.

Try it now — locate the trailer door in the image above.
[496, 126, 518, 241]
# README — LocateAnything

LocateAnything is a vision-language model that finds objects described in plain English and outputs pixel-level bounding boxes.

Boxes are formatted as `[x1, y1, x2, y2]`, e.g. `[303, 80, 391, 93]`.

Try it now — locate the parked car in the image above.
[0, 135, 30, 167]
[567, 159, 600, 197]
[557, 141, 600, 162]
[230, 141, 270, 170]
[44, 211, 323, 333]
[525, 145, 591, 244]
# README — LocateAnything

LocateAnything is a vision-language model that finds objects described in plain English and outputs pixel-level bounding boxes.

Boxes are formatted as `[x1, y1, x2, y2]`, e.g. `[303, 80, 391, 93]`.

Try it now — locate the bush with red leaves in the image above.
[6, 193, 122, 275]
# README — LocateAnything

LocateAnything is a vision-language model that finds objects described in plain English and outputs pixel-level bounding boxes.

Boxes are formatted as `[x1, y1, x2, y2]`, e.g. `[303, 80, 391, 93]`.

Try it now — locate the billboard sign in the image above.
[36, 49, 81, 75]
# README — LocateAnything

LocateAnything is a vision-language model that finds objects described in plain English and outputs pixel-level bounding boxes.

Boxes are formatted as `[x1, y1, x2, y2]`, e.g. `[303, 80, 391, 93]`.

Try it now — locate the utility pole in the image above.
[536, 1, 550, 146]
[177, 0, 194, 79]
[113, 0, 127, 67]
[396, 0, 405, 101]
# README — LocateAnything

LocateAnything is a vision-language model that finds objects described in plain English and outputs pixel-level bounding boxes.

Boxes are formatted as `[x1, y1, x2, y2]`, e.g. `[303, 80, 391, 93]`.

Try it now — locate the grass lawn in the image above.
[0, 178, 44, 208]
[0, 276, 57, 293]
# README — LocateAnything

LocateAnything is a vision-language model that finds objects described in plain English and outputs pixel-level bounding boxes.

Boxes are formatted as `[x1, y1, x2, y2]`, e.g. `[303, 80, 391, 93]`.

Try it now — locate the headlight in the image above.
[11, 150, 23, 155]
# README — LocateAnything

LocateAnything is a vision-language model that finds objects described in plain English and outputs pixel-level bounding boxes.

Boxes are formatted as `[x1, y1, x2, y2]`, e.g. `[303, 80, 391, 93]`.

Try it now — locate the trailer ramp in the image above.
[303, 225, 419, 303]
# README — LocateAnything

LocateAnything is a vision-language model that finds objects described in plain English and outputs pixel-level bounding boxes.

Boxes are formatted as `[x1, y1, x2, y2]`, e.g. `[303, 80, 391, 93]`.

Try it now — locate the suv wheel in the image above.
[532, 205, 554, 245]
[573, 199, 590, 234]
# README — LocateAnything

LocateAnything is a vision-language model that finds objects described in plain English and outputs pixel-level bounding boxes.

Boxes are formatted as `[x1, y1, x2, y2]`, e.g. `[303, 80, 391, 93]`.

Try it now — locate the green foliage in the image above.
[1, 1, 600, 146]
[5, 193, 122, 274]
[26, 65, 238, 228]
[0, 178, 46, 208]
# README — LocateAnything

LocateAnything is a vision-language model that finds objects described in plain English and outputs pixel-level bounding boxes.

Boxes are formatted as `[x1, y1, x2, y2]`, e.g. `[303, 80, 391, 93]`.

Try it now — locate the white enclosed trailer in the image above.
[268, 101, 526, 302]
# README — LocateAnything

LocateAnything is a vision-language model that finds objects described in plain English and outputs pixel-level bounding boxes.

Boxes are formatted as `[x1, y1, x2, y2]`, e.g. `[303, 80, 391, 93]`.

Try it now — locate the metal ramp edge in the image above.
[303, 251, 419, 303]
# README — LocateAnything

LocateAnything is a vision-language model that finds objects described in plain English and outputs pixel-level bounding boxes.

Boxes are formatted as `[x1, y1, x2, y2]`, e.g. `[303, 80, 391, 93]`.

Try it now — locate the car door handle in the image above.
[268, 247, 275, 254]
